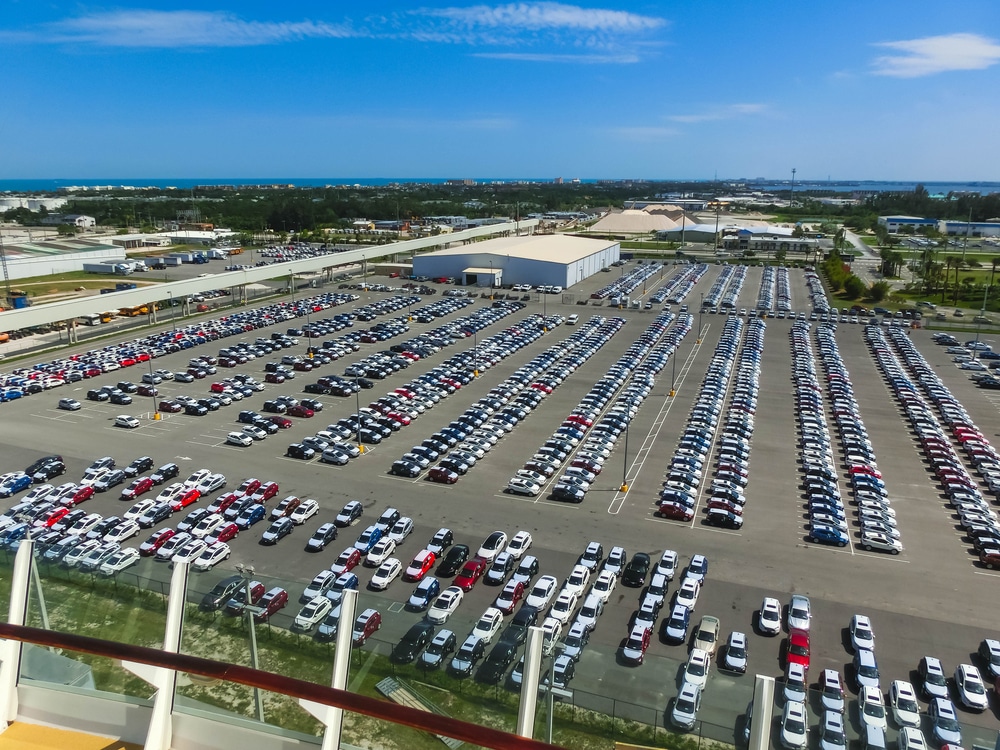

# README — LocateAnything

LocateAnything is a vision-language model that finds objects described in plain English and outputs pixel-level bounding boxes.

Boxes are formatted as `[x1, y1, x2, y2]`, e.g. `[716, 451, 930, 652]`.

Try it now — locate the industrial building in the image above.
[411, 234, 620, 289]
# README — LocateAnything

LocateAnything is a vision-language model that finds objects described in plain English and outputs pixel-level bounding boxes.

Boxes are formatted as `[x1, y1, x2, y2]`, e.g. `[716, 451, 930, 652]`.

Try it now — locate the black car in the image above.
[237, 410, 261, 424]
[478, 641, 519, 684]
[32, 460, 66, 482]
[622, 552, 651, 587]
[200, 575, 244, 611]
[303, 383, 329, 395]
[501, 606, 539, 646]
[138, 503, 172, 528]
[438, 544, 470, 577]
[109, 392, 133, 405]
[421, 630, 457, 669]
[286, 444, 315, 460]
[260, 517, 294, 545]
[25, 455, 63, 476]
[198, 398, 221, 411]
[390, 460, 421, 478]
[391, 621, 435, 664]
[356, 377, 374, 389]
[117, 381, 138, 393]
[301, 398, 323, 412]
[262, 400, 286, 414]
[305, 523, 338, 552]
[252, 417, 280, 435]
[150, 463, 180, 485]
[123, 456, 154, 478]
[185, 403, 208, 416]
[87, 389, 110, 402]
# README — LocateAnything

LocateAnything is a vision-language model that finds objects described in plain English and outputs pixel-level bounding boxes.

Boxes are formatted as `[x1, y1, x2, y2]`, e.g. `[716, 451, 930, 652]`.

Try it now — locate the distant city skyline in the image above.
[3, 2, 999, 180]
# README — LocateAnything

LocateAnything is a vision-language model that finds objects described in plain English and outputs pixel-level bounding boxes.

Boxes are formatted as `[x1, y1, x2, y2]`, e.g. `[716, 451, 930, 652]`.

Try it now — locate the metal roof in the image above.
[419, 234, 617, 264]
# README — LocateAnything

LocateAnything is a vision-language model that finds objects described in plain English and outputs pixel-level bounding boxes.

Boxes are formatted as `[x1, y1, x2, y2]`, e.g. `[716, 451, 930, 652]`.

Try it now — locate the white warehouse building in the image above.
[412, 234, 620, 289]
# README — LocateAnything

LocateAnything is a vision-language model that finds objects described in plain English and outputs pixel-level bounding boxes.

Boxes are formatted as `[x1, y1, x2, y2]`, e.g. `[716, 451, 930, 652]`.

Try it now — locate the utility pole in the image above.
[790, 168, 796, 210]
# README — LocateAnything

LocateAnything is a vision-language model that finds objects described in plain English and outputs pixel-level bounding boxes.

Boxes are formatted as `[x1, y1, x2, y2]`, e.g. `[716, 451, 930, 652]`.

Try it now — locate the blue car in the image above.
[661, 603, 691, 643]
[406, 577, 441, 611]
[0, 474, 31, 498]
[234, 504, 266, 530]
[353, 525, 383, 555]
[0, 389, 24, 402]
[0, 523, 30, 549]
[808, 524, 849, 547]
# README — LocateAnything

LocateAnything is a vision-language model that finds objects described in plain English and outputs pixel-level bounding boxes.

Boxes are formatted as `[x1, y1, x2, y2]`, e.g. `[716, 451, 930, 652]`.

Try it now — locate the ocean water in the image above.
[1, 178, 998, 194]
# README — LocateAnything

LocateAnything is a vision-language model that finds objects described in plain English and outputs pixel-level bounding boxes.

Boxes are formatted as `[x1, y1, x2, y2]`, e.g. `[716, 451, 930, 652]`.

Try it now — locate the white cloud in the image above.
[18, 10, 357, 48]
[474, 51, 638, 63]
[667, 103, 768, 123]
[420, 2, 664, 32]
[872, 33, 1000, 77]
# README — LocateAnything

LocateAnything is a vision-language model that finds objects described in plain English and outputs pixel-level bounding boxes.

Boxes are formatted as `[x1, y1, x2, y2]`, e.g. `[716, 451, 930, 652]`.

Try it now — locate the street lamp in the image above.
[168, 291, 175, 333]
[698, 292, 704, 344]
[620, 421, 629, 492]
[235, 563, 265, 723]
[147, 356, 161, 421]
[354, 376, 365, 454]
[489, 260, 494, 300]
[974, 281, 990, 349]
[670, 350, 677, 397]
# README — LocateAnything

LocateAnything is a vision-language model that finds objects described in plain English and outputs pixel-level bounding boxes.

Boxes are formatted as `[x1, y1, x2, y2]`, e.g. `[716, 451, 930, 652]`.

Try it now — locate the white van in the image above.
[566, 314, 579, 325]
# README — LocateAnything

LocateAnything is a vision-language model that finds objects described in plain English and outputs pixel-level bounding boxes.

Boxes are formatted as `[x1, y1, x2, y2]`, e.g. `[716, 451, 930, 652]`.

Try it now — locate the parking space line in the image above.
[607, 328, 704, 515]
[692, 525, 742, 537]
[854, 551, 910, 563]
[797, 541, 854, 556]
[973, 569, 1000, 578]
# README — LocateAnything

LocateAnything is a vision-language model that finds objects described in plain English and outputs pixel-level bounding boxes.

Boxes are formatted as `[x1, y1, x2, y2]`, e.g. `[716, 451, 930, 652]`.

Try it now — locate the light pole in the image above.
[698, 292, 704, 344]
[670, 350, 677, 397]
[974, 281, 990, 349]
[620, 421, 629, 492]
[354, 376, 365, 454]
[473, 328, 479, 378]
[489, 260, 494, 300]
[235, 563, 265, 722]
[168, 291, 175, 332]
[147, 356, 161, 421]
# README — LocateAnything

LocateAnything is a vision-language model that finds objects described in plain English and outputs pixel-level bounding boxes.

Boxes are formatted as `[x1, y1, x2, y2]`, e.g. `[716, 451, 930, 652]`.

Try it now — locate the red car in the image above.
[210, 522, 240, 543]
[270, 495, 301, 519]
[657, 501, 694, 521]
[404, 550, 437, 581]
[264, 373, 286, 384]
[237, 478, 262, 496]
[331, 547, 362, 576]
[252, 481, 279, 503]
[523, 461, 556, 478]
[209, 382, 228, 393]
[136, 385, 158, 397]
[386, 411, 411, 426]
[707, 498, 743, 515]
[38, 506, 70, 528]
[494, 580, 525, 614]
[120, 476, 153, 500]
[571, 458, 602, 475]
[253, 587, 288, 622]
[266, 416, 293, 429]
[167, 487, 200, 512]
[352, 608, 382, 646]
[292, 361, 313, 372]
[427, 467, 459, 484]
[286, 405, 314, 418]
[66, 485, 94, 506]
[208, 492, 241, 515]
[139, 528, 176, 556]
[453, 559, 488, 591]
[566, 414, 593, 427]
[159, 400, 183, 413]
[787, 629, 810, 671]
[120, 358, 136, 367]
[529, 382, 552, 394]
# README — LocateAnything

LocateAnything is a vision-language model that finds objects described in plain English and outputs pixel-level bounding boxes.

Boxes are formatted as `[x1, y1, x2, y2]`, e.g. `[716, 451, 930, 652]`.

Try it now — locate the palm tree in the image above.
[942, 257, 955, 303]
[989, 256, 1000, 307]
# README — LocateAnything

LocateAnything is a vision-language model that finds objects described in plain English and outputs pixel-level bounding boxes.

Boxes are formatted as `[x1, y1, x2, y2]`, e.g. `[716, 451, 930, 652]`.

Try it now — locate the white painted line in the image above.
[973, 570, 1000, 578]
[692, 525, 742, 537]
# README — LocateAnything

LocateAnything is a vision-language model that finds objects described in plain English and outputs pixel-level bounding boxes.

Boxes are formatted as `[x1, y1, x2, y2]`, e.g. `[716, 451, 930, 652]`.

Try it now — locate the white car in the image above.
[850, 614, 875, 651]
[184, 469, 213, 488]
[193, 542, 231, 571]
[427, 586, 464, 624]
[156, 482, 186, 505]
[369, 558, 403, 590]
[780, 701, 808, 750]
[563, 565, 591, 598]
[191, 513, 225, 539]
[506, 530, 533, 560]
[548, 590, 578, 626]
[819, 668, 845, 713]
[195, 473, 226, 495]
[898, 727, 928, 750]
[476, 531, 508, 562]
[859, 685, 888, 731]
[860, 530, 903, 554]
[589, 570, 617, 604]
[671, 681, 702, 730]
[955, 663, 989, 711]
[226, 431, 253, 447]
[63, 538, 102, 568]
[526, 575, 559, 609]
[506, 477, 540, 496]
[242, 424, 268, 441]
[114, 415, 140, 429]
[293, 597, 333, 632]
[366, 537, 397, 567]
[471, 607, 504, 644]
[171, 538, 208, 565]
[787, 594, 811, 632]
[684, 648, 711, 687]
[655, 549, 678, 580]
[388, 517, 414, 544]
[24, 484, 54, 504]
[290, 498, 320, 525]
[98, 547, 140, 576]
[675, 578, 700, 609]
[103, 518, 140, 544]
[124, 498, 157, 522]
[889, 680, 921, 727]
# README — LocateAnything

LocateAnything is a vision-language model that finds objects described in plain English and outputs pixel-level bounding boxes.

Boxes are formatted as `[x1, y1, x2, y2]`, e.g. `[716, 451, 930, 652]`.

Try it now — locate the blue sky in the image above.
[3, 1, 1000, 181]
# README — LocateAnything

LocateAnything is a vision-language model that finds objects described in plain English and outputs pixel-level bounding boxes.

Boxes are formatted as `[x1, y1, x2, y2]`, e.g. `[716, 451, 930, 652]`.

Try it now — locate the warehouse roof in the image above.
[418, 234, 617, 263]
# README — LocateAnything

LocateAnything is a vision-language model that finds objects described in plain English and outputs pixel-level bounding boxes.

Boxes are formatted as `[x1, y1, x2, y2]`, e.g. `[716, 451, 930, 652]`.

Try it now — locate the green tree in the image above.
[869, 281, 891, 302]
[844, 275, 866, 299]
[56, 224, 76, 236]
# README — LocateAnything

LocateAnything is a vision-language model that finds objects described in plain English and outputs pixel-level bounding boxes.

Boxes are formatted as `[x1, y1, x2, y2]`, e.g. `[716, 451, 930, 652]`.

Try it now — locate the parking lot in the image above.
[1, 261, 999, 745]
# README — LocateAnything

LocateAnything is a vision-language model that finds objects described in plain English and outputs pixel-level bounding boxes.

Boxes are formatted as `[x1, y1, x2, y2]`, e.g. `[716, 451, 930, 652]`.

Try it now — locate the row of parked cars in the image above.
[649, 263, 708, 306]
[873, 327, 1000, 566]
[704, 264, 748, 310]
[657, 315, 747, 522]
[509, 311, 691, 502]
[755, 266, 793, 314]
[591, 262, 663, 301]
[804, 266, 832, 315]
[391, 316, 622, 485]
